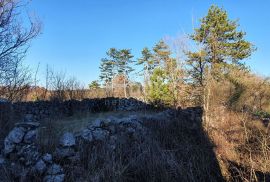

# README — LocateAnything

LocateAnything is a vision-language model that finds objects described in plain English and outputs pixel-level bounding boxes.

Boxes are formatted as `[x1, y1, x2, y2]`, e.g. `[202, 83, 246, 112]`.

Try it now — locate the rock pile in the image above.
[0, 107, 203, 181]
[1, 121, 65, 182]
[7, 98, 151, 122]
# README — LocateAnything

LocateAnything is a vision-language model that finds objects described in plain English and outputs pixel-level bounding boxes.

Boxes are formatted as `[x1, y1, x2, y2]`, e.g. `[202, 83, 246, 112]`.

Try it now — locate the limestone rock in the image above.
[15, 122, 40, 130]
[17, 145, 40, 166]
[91, 119, 102, 128]
[43, 174, 65, 182]
[6, 127, 26, 144]
[47, 164, 63, 175]
[80, 129, 93, 142]
[4, 137, 16, 154]
[24, 114, 34, 122]
[92, 128, 109, 141]
[55, 147, 75, 159]
[59, 132, 76, 147]
[0, 155, 5, 166]
[34, 159, 47, 174]
[42, 153, 53, 164]
[24, 129, 38, 143]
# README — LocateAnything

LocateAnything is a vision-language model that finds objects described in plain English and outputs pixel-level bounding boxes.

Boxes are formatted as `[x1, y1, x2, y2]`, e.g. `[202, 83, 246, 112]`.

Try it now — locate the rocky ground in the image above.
[0, 107, 223, 182]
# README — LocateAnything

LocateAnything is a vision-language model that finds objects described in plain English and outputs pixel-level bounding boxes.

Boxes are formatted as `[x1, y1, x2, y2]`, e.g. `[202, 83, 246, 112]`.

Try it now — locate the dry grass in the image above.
[206, 106, 270, 181]
[59, 110, 224, 182]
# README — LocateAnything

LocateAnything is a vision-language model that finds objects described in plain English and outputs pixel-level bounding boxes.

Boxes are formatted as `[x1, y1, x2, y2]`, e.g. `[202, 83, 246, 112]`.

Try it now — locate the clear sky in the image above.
[24, 0, 270, 86]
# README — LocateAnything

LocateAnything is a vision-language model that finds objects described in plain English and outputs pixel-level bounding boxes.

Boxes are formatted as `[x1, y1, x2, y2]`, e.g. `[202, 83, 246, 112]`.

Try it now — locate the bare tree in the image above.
[0, 57, 32, 101]
[49, 71, 67, 101]
[66, 77, 85, 100]
[0, 0, 41, 101]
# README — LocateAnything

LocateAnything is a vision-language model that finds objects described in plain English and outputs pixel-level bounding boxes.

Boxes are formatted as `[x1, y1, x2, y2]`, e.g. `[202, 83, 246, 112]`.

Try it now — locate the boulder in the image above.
[24, 114, 34, 122]
[0, 98, 8, 102]
[42, 153, 53, 164]
[46, 164, 63, 175]
[55, 147, 76, 159]
[92, 128, 109, 141]
[91, 119, 102, 128]
[0, 155, 5, 166]
[23, 129, 38, 143]
[59, 132, 76, 147]
[15, 122, 40, 130]
[6, 127, 26, 144]
[4, 137, 16, 154]
[43, 174, 65, 182]
[34, 159, 47, 174]
[17, 145, 40, 166]
[80, 129, 93, 142]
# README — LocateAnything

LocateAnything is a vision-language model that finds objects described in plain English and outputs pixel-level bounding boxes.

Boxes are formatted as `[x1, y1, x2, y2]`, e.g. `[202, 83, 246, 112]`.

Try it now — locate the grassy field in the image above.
[38, 110, 155, 152]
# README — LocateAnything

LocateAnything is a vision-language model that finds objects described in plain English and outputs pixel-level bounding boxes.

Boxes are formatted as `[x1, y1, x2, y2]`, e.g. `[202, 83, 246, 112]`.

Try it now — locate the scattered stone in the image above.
[43, 174, 65, 182]
[24, 129, 38, 143]
[4, 137, 16, 154]
[15, 122, 40, 130]
[55, 147, 76, 159]
[0, 98, 8, 102]
[59, 132, 76, 147]
[91, 119, 102, 128]
[34, 159, 47, 174]
[0, 155, 5, 165]
[6, 127, 26, 144]
[47, 164, 63, 175]
[17, 145, 40, 166]
[24, 114, 34, 122]
[42, 153, 53, 164]
[80, 129, 93, 141]
[92, 128, 109, 141]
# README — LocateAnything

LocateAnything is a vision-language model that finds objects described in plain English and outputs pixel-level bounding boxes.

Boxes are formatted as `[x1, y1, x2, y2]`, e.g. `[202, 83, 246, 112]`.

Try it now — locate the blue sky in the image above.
[24, 0, 270, 85]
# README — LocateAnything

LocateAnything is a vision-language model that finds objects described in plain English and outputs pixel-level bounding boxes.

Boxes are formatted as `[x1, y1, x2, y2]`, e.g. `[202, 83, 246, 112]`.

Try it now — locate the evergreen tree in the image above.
[137, 47, 155, 74]
[88, 80, 100, 90]
[148, 68, 173, 106]
[190, 5, 255, 69]
[153, 40, 171, 68]
[118, 49, 134, 97]
[99, 48, 134, 97]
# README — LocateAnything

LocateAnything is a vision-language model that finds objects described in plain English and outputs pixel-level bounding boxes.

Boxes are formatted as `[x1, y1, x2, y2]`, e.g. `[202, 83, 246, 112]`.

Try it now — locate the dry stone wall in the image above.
[1, 98, 152, 122]
[0, 107, 203, 182]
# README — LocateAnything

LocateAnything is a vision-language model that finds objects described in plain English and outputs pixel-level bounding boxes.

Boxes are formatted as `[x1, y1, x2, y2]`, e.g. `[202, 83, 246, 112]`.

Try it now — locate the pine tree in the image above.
[99, 58, 114, 96]
[118, 49, 134, 97]
[88, 80, 100, 90]
[191, 5, 255, 69]
[148, 68, 172, 106]
[99, 48, 134, 97]
[153, 40, 171, 68]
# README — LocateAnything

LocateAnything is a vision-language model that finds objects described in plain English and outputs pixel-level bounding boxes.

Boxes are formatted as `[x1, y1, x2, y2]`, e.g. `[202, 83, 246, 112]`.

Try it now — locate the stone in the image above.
[59, 132, 76, 147]
[0, 97, 8, 102]
[6, 127, 26, 144]
[92, 128, 109, 141]
[68, 152, 80, 164]
[23, 129, 38, 143]
[15, 122, 40, 130]
[43, 174, 65, 182]
[4, 137, 16, 154]
[47, 164, 63, 175]
[80, 129, 93, 142]
[91, 119, 102, 128]
[42, 153, 53, 164]
[24, 114, 34, 122]
[34, 159, 47, 174]
[55, 147, 75, 159]
[9, 162, 28, 178]
[0, 155, 5, 165]
[17, 145, 40, 166]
